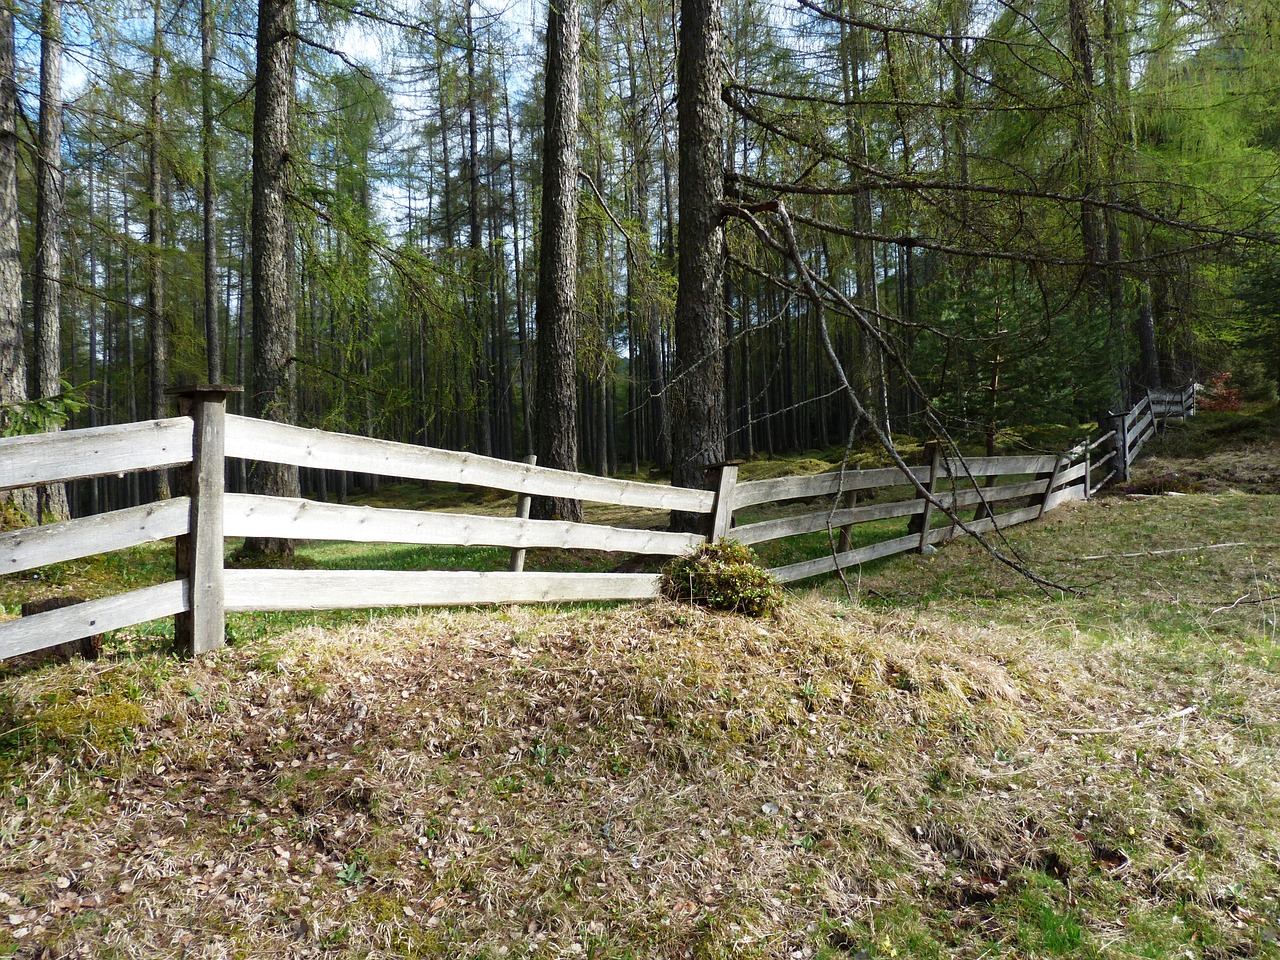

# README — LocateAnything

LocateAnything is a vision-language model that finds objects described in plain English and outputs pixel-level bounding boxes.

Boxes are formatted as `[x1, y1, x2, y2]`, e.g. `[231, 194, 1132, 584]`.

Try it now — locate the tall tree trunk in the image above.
[0, 0, 33, 519]
[671, 0, 726, 523]
[201, 0, 221, 383]
[246, 0, 300, 556]
[467, 1, 491, 458]
[1068, 0, 1106, 293]
[148, 0, 170, 500]
[34, 0, 67, 521]
[502, 59, 533, 457]
[532, 0, 582, 522]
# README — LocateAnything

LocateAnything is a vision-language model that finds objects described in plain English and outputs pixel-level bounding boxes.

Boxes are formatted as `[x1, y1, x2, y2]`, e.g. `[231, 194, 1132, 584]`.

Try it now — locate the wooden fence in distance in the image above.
[0, 384, 1195, 663]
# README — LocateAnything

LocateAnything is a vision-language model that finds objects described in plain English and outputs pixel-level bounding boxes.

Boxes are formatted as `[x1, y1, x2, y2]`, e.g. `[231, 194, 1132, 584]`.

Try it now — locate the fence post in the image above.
[909, 442, 941, 552]
[835, 488, 858, 553]
[172, 385, 240, 657]
[1083, 443, 1092, 500]
[508, 454, 537, 573]
[1037, 455, 1065, 518]
[1116, 409, 1131, 482]
[707, 462, 740, 542]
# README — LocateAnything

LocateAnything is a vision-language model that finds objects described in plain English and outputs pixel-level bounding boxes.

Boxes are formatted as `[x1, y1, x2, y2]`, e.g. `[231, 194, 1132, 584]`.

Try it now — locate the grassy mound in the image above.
[2, 570, 1278, 957]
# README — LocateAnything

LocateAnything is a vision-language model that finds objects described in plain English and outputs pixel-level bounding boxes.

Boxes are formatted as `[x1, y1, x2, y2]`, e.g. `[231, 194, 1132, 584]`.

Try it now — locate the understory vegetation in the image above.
[0, 408, 1278, 958]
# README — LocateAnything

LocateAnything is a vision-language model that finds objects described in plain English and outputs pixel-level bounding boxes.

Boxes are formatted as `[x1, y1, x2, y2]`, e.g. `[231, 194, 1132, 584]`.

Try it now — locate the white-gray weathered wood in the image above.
[925, 503, 1043, 544]
[509, 454, 537, 572]
[1127, 410, 1154, 453]
[1050, 460, 1088, 490]
[225, 416, 713, 513]
[0, 498, 189, 574]
[939, 454, 1059, 478]
[916, 444, 942, 551]
[733, 498, 924, 546]
[1088, 430, 1117, 451]
[734, 466, 929, 509]
[709, 464, 740, 541]
[223, 569, 661, 610]
[223, 494, 704, 555]
[176, 392, 229, 657]
[0, 580, 189, 661]
[938, 477, 1049, 510]
[0, 417, 193, 491]
[1042, 484, 1085, 512]
[771, 533, 921, 583]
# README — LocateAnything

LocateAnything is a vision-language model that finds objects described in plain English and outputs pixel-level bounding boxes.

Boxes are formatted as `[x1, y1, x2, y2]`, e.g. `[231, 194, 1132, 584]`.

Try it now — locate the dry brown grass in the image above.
[3, 581, 1278, 958]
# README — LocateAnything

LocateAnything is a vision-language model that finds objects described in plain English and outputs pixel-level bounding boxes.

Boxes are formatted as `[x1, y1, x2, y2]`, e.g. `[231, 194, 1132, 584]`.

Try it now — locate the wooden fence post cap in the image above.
[167, 384, 244, 398]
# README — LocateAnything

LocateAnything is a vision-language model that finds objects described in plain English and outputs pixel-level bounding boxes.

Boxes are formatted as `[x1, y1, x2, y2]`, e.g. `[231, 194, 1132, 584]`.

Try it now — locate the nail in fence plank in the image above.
[0, 498, 189, 574]
[223, 494, 704, 555]
[0, 581, 189, 661]
[223, 570, 661, 610]
[0, 417, 193, 492]
[225, 416, 713, 514]
[174, 389, 235, 657]
[509, 454, 538, 572]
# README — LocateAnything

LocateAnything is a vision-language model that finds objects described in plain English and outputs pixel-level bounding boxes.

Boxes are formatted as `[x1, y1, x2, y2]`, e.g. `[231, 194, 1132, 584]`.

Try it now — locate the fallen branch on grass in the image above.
[1211, 594, 1280, 615]
[1062, 705, 1197, 736]
[1080, 542, 1249, 561]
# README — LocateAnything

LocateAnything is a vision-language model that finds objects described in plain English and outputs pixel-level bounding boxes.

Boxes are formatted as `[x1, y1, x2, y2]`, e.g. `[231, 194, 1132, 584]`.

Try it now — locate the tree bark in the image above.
[34, 0, 68, 521]
[532, 0, 582, 522]
[246, 0, 301, 555]
[671, 0, 726, 526]
[0, 0, 33, 518]
[202, 0, 221, 383]
[148, 0, 171, 500]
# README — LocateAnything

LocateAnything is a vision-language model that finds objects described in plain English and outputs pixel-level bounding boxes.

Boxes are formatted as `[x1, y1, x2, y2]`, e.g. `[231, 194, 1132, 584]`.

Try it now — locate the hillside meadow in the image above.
[0, 407, 1278, 959]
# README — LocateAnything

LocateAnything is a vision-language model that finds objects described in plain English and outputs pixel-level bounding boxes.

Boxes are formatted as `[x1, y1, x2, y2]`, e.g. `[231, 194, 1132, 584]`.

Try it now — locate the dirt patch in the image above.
[1126, 442, 1280, 494]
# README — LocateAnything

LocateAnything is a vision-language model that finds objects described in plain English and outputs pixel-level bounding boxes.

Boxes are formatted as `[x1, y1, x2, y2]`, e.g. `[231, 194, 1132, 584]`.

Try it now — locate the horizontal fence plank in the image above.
[1051, 460, 1088, 490]
[734, 466, 929, 509]
[771, 533, 921, 583]
[940, 454, 1059, 478]
[0, 581, 189, 661]
[0, 499, 190, 575]
[925, 503, 1044, 544]
[225, 416, 713, 514]
[223, 494, 703, 556]
[1088, 430, 1117, 451]
[733, 498, 923, 546]
[1127, 411, 1154, 451]
[940, 477, 1049, 510]
[1043, 484, 1086, 512]
[224, 569, 661, 611]
[0, 418, 193, 492]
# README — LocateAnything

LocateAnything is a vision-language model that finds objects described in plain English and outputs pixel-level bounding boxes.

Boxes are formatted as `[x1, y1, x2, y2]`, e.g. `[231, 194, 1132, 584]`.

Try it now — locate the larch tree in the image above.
[33, 0, 68, 520]
[0, 0, 34, 517]
[246, 0, 301, 554]
[670, 0, 726, 516]
[532, 0, 584, 522]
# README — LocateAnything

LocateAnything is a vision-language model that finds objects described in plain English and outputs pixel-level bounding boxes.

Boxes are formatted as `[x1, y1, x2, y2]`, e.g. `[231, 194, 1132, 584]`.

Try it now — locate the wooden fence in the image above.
[0, 384, 1195, 663]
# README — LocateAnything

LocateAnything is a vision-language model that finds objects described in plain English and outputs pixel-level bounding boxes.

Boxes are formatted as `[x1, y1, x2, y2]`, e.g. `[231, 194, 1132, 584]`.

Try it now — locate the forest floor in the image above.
[0, 406, 1278, 959]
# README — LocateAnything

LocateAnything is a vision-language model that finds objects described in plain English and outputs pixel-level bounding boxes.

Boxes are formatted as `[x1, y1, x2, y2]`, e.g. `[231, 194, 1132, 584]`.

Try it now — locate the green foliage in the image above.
[661, 540, 783, 618]
[0, 381, 88, 438]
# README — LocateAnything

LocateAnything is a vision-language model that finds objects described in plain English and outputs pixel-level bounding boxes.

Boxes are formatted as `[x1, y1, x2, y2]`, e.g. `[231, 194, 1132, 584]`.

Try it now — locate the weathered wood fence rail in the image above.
[0, 384, 1195, 663]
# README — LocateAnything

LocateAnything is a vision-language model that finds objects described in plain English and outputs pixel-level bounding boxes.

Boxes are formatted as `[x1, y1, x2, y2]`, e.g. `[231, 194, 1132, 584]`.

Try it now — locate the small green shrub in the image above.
[661, 540, 784, 617]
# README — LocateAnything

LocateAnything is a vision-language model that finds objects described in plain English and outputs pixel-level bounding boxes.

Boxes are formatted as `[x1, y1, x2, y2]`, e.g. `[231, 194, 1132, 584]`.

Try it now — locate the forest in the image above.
[1, 0, 1278, 521]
